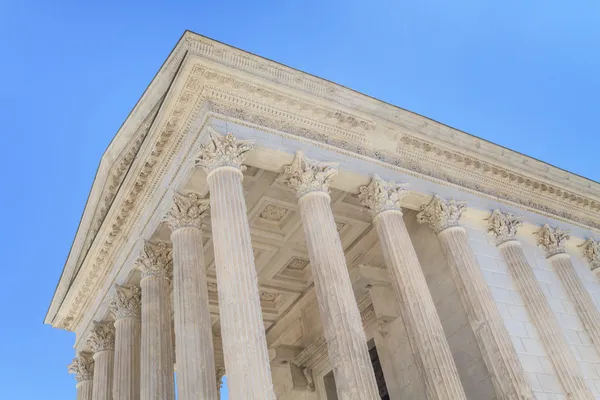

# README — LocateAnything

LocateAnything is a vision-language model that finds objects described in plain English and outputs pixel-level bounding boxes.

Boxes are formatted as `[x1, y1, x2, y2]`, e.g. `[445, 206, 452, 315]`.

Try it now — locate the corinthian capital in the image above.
[487, 210, 523, 245]
[195, 132, 254, 173]
[137, 241, 173, 279]
[358, 174, 409, 217]
[166, 192, 210, 231]
[68, 352, 94, 382]
[416, 195, 466, 234]
[109, 284, 141, 320]
[87, 321, 116, 353]
[579, 238, 600, 271]
[536, 224, 569, 258]
[277, 151, 338, 198]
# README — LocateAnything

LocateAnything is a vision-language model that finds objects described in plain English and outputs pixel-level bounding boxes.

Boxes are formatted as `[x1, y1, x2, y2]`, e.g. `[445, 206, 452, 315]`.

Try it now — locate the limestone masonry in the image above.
[49, 32, 600, 399]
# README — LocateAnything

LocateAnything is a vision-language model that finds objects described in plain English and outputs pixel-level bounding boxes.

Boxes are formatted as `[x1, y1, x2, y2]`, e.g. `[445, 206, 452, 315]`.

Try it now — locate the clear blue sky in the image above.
[0, 1, 598, 398]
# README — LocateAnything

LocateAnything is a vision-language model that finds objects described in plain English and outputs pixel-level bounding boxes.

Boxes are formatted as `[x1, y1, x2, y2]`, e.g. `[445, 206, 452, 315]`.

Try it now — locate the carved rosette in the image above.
[165, 191, 210, 231]
[195, 132, 254, 173]
[536, 224, 569, 258]
[416, 195, 467, 234]
[87, 321, 116, 353]
[277, 151, 338, 198]
[579, 238, 600, 271]
[487, 209, 524, 245]
[137, 241, 173, 280]
[358, 174, 409, 217]
[109, 284, 141, 320]
[68, 352, 94, 382]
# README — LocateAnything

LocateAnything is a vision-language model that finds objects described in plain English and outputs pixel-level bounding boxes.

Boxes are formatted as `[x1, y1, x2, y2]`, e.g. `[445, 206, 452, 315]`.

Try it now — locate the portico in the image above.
[53, 32, 600, 399]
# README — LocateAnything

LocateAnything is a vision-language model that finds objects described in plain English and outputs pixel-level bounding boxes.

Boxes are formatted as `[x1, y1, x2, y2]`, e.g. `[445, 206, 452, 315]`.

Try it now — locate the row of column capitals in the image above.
[487, 209, 524, 246]
[536, 224, 570, 258]
[417, 195, 467, 233]
[165, 192, 210, 231]
[68, 352, 94, 382]
[87, 321, 116, 353]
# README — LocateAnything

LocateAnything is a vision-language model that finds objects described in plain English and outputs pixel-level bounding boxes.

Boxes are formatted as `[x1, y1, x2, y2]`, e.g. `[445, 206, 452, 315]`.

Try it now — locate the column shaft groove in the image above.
[92, 350, 114, 400]
[375, 211, 466, 399]
[77, 381, 93, 400]
[501, 242, 593, 398]
[551, 254, 600, 355]
[140, 276, 174, 400]
[113, 318, 140, 400]
[208, 167, 275, 399]
[171, 226, 217, 400]
[438, 227, 533, 399]
[299, 192, 379, 399]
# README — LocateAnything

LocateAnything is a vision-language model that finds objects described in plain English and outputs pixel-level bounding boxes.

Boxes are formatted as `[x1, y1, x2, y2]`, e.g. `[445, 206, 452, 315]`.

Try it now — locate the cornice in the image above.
[49, 32, 600, 332]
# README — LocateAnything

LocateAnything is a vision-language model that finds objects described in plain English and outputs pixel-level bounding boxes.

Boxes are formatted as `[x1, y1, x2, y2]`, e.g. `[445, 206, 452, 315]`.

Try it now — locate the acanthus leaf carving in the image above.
[536, 224, 569, 258]
[358, 174, 409, 217]
[277, 151, 338, 198]
[137, 241, 173, 280]
[166, 191, 210, 231]
[579, 238, 600, 271]
[487, 209, 523, 245]
[87, 321, 116, 353]
[68, 352, 94, 382]
[195, 132, 254, 173]
[416, 195, 467, 234]
[109, 284, 141, 320]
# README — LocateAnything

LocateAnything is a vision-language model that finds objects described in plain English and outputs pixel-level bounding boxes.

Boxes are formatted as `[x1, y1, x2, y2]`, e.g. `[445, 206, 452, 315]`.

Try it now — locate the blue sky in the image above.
[0, 1, 598, 398]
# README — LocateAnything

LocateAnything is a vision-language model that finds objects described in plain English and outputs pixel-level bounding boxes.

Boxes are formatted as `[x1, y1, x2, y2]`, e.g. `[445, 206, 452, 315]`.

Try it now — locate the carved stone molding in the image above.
[416, 195, 467, 234]
[579, 238, 600, 271]
[358, 174, 409, 217]
[195, 132, 254, 173]
[165, 191, 210, 231]
[68, 352, 94, 382]
[109, 284, 141, 320]
[487, 210, 523, 245]
[87, 321, 116, 353]
[277, 151, 338, 198]
[536, 225, 569, 258]
[137, 241, 173, 280]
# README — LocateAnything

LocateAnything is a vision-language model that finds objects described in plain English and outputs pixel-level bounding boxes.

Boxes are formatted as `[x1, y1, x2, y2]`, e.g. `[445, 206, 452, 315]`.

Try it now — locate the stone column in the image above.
[87, 321, 115, 400]
[358, 175, 467, 400]
[417, 196, 534, 400]
[109, 284, 141, 400]
[489, 211, 593, 399]
[537, 225, 600, 356]
[166, 192, 217, 400]
[279, 151, 379, 399]
[68, 352, 94, 400]
[137, 241, 175, 400]
[195, 132, 275, 399]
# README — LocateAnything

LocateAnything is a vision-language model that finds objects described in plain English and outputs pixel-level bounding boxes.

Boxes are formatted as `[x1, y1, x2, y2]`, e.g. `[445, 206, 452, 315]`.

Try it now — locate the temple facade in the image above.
[47, 31, 600, 400]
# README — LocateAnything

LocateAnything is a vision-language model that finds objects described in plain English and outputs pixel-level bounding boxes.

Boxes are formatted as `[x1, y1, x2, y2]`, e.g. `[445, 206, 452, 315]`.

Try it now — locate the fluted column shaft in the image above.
[500, 241, 593, 398]
[299, 191, 379, 399]
[92, 350, 114, 400]
[437, 226, 532, 399]
[140, 274, 175, 400]
[171, 225, 217, 400]
[207, 167, 275, 399]
[375, 210, 467, 399]
[113, 318, 140, 400]
[550, 253, 600, 354]
[76, 380, 93, 400]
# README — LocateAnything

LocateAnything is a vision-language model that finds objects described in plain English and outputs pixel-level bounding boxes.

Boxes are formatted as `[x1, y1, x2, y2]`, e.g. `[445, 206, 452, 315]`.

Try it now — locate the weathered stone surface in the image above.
[418, 197, 534, 400]
[138, 241, 175, 400]
[167, 192, 217, 400]
[69, 352, 94, 400]
[110, 284, 141, 400]
[197, 133, 275, 399]
[281, 152, 379, 399]
[490, 211, 593, 399]
[360, 175, 467, 400]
